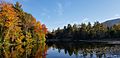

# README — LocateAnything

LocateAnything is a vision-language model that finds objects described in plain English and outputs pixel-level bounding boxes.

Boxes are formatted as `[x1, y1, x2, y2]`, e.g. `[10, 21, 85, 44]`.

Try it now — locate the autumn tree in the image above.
[0, 1, 47, 44]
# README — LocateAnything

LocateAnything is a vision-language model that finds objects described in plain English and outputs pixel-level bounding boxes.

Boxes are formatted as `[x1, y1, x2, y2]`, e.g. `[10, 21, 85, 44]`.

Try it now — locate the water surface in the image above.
[0, 42, 120, 58]
[46, 42, 120, 58]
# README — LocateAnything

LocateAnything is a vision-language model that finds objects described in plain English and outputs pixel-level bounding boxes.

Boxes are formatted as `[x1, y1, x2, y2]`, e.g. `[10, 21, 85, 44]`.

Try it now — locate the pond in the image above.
[0, 42, 120, 58]
[46, 42, 120, 58]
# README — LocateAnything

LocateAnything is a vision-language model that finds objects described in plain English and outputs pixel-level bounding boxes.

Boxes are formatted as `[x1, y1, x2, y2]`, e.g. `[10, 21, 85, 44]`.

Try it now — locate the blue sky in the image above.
[7, 0, 120, 31]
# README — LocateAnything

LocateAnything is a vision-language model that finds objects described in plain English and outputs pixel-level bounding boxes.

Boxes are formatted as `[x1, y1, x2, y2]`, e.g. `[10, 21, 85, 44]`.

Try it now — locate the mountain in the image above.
[102, 18, 120, 27]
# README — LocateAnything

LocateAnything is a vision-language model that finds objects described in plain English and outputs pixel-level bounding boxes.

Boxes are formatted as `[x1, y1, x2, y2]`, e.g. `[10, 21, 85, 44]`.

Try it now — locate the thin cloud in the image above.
[19, 0, 28, 2]
[105, 14, 120, 21]
[115, 14, 120, 17]
[65, 1, 72, 7]
[40, 13, 51, 20]
[42, 8, 49, 13]
[40, 8, 51, 19]
[41, 12, 46, 16]
[82, 18, 89, 23]
[47, 15, 51, 19]
[57, 3, 64, 16]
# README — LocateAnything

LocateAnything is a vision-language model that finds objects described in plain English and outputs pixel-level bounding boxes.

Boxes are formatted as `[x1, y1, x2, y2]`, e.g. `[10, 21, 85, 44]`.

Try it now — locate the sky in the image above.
[5, 0, 120, 31]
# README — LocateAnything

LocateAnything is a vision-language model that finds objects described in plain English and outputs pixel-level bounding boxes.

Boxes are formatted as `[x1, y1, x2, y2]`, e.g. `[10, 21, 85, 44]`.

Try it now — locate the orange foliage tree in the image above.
[0, 1, 47, 44]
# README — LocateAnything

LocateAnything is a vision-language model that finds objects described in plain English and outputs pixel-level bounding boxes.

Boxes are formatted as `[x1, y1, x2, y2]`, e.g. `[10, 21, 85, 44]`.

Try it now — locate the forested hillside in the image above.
[103, 18, 120, 27]
[0, 1, 47, 44]
[47, 21, 120, 40]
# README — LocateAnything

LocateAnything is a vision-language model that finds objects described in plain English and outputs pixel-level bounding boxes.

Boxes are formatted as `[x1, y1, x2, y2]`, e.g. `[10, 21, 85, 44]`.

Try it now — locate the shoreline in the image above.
[46, 39, 120, 44]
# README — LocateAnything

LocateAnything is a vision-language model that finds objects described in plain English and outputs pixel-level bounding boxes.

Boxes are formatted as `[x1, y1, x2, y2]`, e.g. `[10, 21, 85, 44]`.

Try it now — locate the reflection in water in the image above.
[1, 42, 120, 58]
[46, 42, 120, 58]
[0, 42, 47, 58]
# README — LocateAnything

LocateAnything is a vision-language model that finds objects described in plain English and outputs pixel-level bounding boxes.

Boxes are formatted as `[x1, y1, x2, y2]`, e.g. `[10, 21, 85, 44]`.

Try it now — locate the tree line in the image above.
[47, 22, 120, 41]
[0, 1, 47, 44]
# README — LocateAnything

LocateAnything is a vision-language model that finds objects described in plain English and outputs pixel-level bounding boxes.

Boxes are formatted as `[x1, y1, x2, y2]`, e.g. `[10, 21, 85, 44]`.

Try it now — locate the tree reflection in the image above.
[47, 42, 120, 58]
[35, 42, 48, 58]
[0, 42, 47, 58]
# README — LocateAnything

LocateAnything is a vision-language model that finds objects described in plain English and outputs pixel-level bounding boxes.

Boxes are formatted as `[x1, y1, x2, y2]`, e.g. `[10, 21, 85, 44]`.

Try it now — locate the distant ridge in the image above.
[102, 18, 120, 27]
